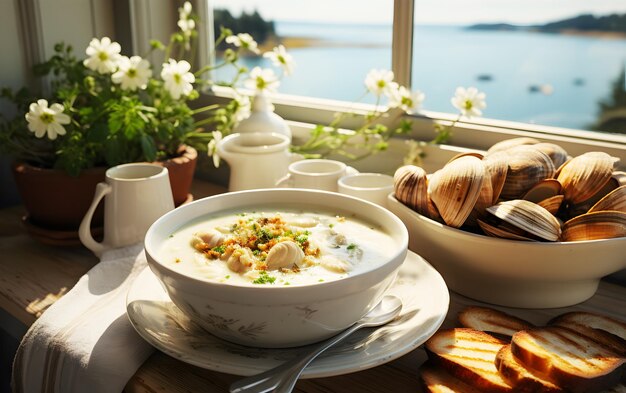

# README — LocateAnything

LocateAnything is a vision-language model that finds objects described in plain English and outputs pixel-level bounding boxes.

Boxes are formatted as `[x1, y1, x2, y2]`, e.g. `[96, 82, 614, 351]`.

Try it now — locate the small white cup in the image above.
[276, 159, 357, 192]
[79, 163, 175, 257]
[337, 173, 394, 207]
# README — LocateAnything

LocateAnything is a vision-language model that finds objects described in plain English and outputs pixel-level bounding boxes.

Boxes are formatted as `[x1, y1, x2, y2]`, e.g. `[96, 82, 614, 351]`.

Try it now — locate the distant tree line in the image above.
[468, 13, 626, 34]
[593, 66, 626, 134]
[540, 13, 626, 34]
[213, 8, 276, 48]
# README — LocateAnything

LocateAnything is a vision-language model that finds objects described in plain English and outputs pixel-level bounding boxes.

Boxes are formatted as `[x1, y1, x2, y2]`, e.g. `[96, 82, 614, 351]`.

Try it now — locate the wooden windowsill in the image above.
[0, 179, 625, 392]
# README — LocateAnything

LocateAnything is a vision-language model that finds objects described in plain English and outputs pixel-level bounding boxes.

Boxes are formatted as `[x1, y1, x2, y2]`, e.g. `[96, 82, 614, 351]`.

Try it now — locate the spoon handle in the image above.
[229, 322, 364, 393]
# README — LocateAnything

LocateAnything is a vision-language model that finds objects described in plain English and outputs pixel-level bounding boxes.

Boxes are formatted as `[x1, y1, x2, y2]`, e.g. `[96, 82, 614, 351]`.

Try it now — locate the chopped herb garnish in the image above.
[328, 223, 335, 228]
[225, 275, 230, 279]
[318, 279, 324, 282]
[295, 234, 308, 244]
[169, 234, 174, 238]
[347, 243, 357, 250]
[252, 271, 276, 285]
[284, 282, 290, 286]
[212, 245, 225, 253]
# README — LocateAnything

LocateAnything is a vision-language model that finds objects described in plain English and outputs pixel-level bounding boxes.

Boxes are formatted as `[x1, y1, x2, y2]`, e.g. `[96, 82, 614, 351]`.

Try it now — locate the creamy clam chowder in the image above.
[160, 207, 395, 286]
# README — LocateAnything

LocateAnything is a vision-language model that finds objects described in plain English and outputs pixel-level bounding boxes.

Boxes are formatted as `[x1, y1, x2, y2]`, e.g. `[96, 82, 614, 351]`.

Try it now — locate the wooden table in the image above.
[1, 180, 625, 392]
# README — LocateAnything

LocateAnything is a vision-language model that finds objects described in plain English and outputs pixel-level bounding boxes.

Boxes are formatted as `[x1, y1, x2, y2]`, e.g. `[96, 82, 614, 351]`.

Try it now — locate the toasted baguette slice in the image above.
[425, 328, 514, 392]
[549, 312, 626, 356]
[459, 306, 535, 338]
[495, 344, 563, 392]
[511, 326, 626, 393]
[420, 363, 482, 393]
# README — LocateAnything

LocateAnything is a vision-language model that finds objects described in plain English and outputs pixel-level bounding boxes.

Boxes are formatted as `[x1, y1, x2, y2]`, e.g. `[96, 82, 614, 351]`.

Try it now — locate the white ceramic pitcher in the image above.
[79, 163, 174, 257]
[217, 132, 302, 191]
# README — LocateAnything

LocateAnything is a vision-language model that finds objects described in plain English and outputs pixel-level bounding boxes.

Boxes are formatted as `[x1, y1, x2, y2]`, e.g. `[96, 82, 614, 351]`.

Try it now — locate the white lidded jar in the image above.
[233, 92, 291, 140]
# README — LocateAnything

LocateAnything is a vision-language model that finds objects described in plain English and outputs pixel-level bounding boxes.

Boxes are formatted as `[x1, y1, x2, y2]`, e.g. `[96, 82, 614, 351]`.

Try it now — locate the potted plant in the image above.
[0, 2, 281, 235]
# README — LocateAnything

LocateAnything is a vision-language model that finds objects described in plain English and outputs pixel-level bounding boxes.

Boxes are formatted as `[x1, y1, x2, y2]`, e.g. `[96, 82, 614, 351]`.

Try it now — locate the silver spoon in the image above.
[229, 295, 403, 393]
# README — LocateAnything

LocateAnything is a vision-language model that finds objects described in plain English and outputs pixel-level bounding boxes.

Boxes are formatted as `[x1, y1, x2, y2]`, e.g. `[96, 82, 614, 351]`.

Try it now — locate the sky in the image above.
[211, 0, 626, 25]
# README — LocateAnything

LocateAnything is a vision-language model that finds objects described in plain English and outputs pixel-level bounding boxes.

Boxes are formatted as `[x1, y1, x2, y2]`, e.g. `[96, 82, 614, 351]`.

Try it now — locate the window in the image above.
[210, 0, 393, 104]
[412, 0, 626, 135]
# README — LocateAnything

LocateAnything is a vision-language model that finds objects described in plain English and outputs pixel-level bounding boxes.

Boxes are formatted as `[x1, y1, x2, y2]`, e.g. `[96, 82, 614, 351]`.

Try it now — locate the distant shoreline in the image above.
[258, 36, 388, 51]
[467, 26, 626, 40]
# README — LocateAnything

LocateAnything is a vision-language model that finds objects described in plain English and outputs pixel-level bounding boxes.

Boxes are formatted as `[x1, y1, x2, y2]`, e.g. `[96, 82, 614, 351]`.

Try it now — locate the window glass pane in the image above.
[210, 0, 392, 104]
[412, 1, 626, 133]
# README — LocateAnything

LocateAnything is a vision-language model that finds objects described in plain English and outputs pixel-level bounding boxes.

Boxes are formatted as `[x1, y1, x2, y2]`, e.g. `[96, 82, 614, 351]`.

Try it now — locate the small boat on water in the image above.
[477, 74, 493, 82]
[528, 83, 554, 95]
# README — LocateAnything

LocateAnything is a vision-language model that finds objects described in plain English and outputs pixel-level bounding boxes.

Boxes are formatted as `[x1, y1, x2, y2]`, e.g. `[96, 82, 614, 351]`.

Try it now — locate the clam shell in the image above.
[483, 152, 509, 204]
[537, 195, 565, 215]
[557, 152, 615, 205]
[430, 156, 486, 228]
[588, 185, 626, 214]
[612, 171, 626, 186]
[499, 146, 555, 199]
[393, 165, 429, 216]
[477, 219, 537, 241]
[486, 199, 562, 241]
[554, 157, 572, 179]
[447, 152, 484, 164]
[266, 240, 305, 270]
[522, 179, 562, 204]
[565, 175, 621, 219]
[531, 143, 569, 168]
[486, 137, 540, 154]
[561, 211, 626, 242]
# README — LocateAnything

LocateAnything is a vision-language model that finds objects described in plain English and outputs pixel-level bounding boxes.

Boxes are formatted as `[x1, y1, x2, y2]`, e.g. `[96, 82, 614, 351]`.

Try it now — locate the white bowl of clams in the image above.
[144, 188, 408, 348]
[387, 137, 626, 309]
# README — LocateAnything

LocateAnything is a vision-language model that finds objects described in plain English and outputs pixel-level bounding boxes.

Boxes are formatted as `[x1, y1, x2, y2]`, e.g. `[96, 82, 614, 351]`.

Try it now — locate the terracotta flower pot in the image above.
[12, 163, 107, 230]
[158, 145, 197, 207]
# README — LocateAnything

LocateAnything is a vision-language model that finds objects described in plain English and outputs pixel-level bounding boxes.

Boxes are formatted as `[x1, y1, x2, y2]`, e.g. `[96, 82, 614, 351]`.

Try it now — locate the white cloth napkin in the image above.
[12, 244, 154, 393]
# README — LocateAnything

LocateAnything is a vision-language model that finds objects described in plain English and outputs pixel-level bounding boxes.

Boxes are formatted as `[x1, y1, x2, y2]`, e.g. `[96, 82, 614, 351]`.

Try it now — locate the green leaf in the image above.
[140, 134, 157, 162]
[104, 138, 122, 166]
[86, 123, 108, 144]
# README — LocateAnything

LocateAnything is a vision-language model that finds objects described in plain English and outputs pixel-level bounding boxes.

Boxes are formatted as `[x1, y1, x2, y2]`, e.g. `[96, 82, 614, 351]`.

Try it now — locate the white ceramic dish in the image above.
[387, 194, 626, 308]
[127, 250, 449, 377]
[144, 189, 408, 348]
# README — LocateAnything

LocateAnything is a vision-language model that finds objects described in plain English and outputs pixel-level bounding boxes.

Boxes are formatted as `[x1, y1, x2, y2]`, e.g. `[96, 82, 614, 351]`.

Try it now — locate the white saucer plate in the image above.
[126, 250, 449, 378]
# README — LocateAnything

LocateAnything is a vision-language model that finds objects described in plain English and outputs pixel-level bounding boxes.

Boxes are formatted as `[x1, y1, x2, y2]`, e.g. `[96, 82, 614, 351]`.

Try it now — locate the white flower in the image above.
[225, 33, 260, 54]
[161, 59, 195, 99]
[111, 56, 152, 91]
[207, 131, 223, 168]
[365, 69, 396, 97]
[451, 87, 487, 118]
[389, 86, 425, 113]
[177, 1, 195, 35]
[178, 18, 195, 34]
[83, 37, 121, 74]
[263, 45, 295, 76]
[244, 67, 280, 93]
[233, 93, 251, 122]
[25, 99, 71, 140]
[179, 1, 192, 20]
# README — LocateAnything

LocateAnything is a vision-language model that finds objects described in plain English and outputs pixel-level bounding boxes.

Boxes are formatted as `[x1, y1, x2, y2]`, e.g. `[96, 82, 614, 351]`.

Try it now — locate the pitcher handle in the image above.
[275, 173, 292, 188]
[79, 182, 111, 257]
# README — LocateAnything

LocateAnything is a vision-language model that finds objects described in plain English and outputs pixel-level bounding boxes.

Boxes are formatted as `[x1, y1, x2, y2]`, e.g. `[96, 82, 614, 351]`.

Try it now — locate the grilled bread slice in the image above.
[549, 312, 626, 356]
[511, 326, 626, 393]
[420, 363, 482, 393]
[425, 328, 514, 392]
[459, 306, 535, 338]
[495, 344, 563, 392]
